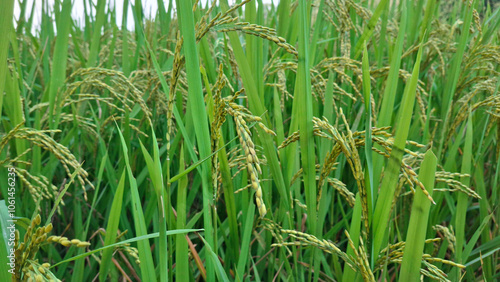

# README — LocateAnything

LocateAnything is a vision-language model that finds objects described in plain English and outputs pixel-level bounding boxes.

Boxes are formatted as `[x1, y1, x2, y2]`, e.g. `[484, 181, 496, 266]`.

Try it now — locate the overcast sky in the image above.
[14, 0, 276, 32]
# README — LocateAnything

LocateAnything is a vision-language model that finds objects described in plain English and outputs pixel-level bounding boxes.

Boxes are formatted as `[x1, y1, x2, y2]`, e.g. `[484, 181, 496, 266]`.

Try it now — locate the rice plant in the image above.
[1, 0, 499, 281]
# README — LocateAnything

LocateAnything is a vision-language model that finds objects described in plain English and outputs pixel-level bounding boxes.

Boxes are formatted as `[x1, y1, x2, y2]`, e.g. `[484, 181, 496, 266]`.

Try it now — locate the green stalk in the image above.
[0, 0, 14, 120]
[453, 111, 473, 280]
[352, 0, 390, 59]
[362, 43, 373, 218]
[139, 129, 169, 282]
[47, 0, 72, 129]
[342, 194, 363, 282]
[156, 0, 172, 63]
[245, 0, 256, 78]
[438, 0, 476, 157]
[176, 147, 189, 280]
[236, 199, 256, 279]
[76, 143, 108, 281]
[372, 44, 424, 263]
[419, 0, 436, 42]
[121, 0, 130, 76]
[296, 1, 318, 280]
[399, 150, 437, 281]
[309, 0, 325, 64]
[373, 0, 407, 188]
[87, 0, 106, 67]
[375, 2, 388, 70]
[473, 158, 493, 278]
[99, 171, 126, 281]
[296, 0, 317, 233]
[407, 0, 425, 45]
[175, 0, 214, 280]
[4, 63, 26, 162]
[199, 236, 230, 282]
[277, 0, 291, 42]
[480, 7, 500, 45]
[116, 125, 157, 282]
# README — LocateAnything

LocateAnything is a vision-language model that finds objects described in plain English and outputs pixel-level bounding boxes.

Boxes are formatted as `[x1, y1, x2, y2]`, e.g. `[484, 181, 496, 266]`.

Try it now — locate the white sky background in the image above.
[14, 0, 276, 33]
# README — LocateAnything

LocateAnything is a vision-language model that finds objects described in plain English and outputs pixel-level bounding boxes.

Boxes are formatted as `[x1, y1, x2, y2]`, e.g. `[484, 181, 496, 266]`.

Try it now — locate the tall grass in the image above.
[1, 0, 499, 281]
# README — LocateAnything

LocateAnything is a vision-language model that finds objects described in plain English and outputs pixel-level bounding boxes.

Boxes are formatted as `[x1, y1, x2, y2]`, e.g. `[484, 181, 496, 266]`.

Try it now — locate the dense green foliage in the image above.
[1, 0, 499, 281]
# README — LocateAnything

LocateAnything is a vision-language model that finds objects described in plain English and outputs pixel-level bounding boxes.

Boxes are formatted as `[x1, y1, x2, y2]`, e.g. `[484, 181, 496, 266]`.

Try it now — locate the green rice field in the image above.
[0, 0, 499, 281]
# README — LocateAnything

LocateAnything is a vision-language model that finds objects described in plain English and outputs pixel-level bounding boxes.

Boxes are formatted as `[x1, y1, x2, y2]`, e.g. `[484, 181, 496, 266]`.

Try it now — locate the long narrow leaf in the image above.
[399, 150, 437, 281]
[372, 43, 425, 261]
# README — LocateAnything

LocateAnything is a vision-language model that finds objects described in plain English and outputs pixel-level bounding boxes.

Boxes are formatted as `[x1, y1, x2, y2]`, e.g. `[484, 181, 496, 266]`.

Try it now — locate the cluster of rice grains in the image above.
[272, 105, 483, 280]
[209, 64, 229, 201]
[0, 123, 93, 203]
[375, 238, 465, 281]
[198, 61, 277, 217]
[224, 90, 276, 217]
[4, 0, 498, 279]
[151, 1, 298, 217]
[13, 215, 90, 282]
[265, 218, 466, 281]
[278, 110, 438, 233]
[61, 67, 153, 138]
[96, 229, 141, 266]
[265, 220, 377, 282]
[188, 0, 295, 217]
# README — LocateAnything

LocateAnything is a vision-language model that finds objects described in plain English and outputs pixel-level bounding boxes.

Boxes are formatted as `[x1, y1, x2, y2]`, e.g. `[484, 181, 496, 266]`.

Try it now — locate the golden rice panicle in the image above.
[402, 162, 436, 204]
[12, 167, 59, 206]
[210, 64, 228, 200]
[14, 215, 65, 281]
[216, 22, 297, 57]
[260, 219, 289, 253]
[433, 225, 456, 254]
[317, 143, 341, 205]
[2, 126, 94, 201]
[222, 0, 252, 18]
[277, 130, 300, 149]
[166, 31, 184, 154]
[48, 236, 91, 248]
[435, 171, 481, 199]
[194, 1, 222, 41]
[0, 121, 25, 152]
[423, 254, 466, 269]
[124, 245, 141, 265]
[326, 177, 356, 207]
[63, 68, 152, 126]
[339, 109, 369, 234]
[276, 229, 357, 271]
[229, 107, 267, 217]
[422, 260, 449, 281]
[234, 112, 261, 174]
[22, 260, 62, 282]
[344, 231, 375, 282]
